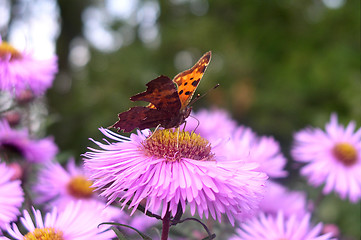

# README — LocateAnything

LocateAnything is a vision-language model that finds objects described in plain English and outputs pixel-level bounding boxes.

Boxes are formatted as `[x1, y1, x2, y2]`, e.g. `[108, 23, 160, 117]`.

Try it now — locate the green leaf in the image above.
[110, 226, 127, 240]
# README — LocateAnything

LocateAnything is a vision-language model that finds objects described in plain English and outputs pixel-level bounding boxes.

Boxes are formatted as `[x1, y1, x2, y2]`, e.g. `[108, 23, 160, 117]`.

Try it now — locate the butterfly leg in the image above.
[189, 115, 200, 135]
[182, 120, 193, 137]
[146, 124, 161, 140]
[176, 126, 180, 149]
[182, 121, 187, 132]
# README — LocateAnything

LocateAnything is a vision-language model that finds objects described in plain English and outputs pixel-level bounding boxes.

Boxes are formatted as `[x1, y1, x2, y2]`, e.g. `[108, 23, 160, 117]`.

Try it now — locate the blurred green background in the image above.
[47, 0, 360, 158]
[2, 0, 360, 239]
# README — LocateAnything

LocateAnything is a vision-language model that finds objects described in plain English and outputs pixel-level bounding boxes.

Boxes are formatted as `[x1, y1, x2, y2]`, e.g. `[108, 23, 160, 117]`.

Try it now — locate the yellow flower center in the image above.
[142, 129, 214, 162]
[23, 227, 64, 240]
[0, 41, 22, 60]
[67, 175, 95, 199]
[332, 142, 358, 166]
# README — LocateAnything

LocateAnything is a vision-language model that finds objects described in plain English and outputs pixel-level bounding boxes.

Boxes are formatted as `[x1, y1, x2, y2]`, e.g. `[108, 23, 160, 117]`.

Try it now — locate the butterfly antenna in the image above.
[188, 83, 220, 107]
[189, 115, 200, 133]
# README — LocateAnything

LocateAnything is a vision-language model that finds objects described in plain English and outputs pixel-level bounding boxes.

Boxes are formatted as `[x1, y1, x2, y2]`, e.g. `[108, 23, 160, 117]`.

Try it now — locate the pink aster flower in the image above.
[0, 120, 58, 163]
[259, 181, 308, 219]
[292, 113, 361, 202]
[3, 201, 114, 240]
[180, 109, 287, 178]
[181, 108, 237, 141]
[230, 212, 334, 240]
[33, 159, 121, 221]
[34, 158, 100, 206]
[84, 128, 268, 225]
[0, 38, 57, 96]
[215, 126, 288, 178]
[0, 161, 24, 230]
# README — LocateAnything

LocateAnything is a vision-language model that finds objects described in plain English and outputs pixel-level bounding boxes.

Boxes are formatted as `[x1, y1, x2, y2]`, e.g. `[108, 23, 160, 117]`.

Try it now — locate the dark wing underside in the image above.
[111, 76, 184, 132]
[111, 106, 171, 132]
[130, 75, 181, 113]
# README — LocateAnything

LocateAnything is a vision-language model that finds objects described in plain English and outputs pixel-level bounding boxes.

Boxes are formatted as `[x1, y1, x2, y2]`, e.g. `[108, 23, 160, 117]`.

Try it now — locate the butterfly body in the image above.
[111, 51, 211, 133]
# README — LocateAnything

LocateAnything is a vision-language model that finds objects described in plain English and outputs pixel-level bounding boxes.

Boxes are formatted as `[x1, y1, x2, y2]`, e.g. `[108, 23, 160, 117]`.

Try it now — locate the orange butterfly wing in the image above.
[111, 51, 212, 133]
[173, 51, 211, 110]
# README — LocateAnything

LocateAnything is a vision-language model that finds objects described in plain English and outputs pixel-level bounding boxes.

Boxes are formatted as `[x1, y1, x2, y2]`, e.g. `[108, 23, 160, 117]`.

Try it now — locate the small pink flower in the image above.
[0, 161, 24, 229]
[33, 159, 121, 221]
[34, 159, 97, 206]
[230, 212, 334, 240]
[292, 113, 361, 202]
[182, 109, 287, 178]
[0, 38, 57, 96]
[0, 120, 58, 163]
[182, 109, 238, 141]
[215, 126, 288, 178]
[259, 181, 308, 219]
[4, 201, 114, 240]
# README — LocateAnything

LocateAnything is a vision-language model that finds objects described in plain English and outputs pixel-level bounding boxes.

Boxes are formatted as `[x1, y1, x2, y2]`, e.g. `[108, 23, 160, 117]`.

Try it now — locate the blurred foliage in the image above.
[48, 0, 360, 156]
[42, 0, 360, 238]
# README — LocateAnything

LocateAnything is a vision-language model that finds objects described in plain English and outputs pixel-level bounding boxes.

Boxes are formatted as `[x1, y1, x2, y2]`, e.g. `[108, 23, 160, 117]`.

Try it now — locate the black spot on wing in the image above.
[185, 91, 191, 95]
[191, 79, 200, 87]
[179, 90, 184, 95]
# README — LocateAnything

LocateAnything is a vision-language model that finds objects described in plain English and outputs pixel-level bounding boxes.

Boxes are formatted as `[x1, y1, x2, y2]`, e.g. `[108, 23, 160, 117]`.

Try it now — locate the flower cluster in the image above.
[0, 37, 120, 239]
[0, 34, 358, 239]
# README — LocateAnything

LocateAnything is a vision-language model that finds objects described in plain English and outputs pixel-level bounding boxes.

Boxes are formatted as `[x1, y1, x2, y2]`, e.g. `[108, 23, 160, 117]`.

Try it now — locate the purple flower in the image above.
[182, 109, 287, 178]
[34, 159, 97, 205]
[0, 120, 58, 163]
[215, 126, 288, 178]
[3, 201, 114, 240]
[230, 212, 334, 240]
[181, 109, 238, 141]
[0, 38, 57, 96]
[0, 161, 24, 229]
[84, 128, 267, 225]
[259, 181, 308, 219]
[292, 114, 361, 202]
[33, 159, 122, 220]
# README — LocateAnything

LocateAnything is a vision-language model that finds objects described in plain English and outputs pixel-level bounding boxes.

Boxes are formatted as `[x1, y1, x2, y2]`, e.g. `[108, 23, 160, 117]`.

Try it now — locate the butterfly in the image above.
[111, 51, 212, 133]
